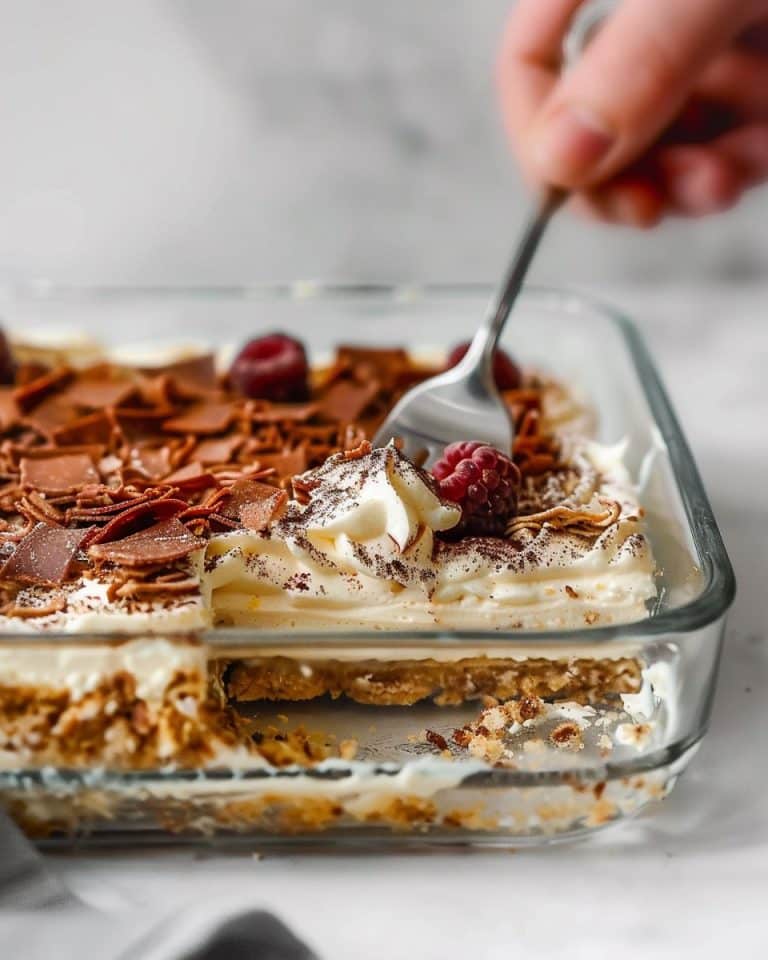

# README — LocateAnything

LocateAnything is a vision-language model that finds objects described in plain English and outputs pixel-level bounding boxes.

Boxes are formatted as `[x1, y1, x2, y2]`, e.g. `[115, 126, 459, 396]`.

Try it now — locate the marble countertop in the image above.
[3, 284, 767, 958]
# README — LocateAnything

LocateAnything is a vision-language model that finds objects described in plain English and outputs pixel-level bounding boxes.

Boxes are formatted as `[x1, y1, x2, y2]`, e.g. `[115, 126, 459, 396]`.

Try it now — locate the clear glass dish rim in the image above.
[0, 281, 735, 646]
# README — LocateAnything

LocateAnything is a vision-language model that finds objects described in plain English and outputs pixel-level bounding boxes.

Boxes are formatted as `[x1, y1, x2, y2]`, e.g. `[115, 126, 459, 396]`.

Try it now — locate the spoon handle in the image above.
[470, 186, 568, 368]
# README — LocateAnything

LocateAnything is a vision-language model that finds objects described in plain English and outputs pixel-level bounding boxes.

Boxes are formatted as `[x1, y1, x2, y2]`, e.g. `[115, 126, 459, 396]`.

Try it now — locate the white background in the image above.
[0, 2, 766, 955]
[0, 1, 766, 287]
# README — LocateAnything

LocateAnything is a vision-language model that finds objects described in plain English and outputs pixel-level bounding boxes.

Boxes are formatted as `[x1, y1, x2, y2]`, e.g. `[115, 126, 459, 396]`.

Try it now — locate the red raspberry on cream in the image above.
[432, 441, 520, 537]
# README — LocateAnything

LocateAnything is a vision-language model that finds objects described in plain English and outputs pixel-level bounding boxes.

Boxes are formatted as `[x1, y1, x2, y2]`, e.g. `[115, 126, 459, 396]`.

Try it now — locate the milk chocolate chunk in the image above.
[22, 395, 79, 436]
[140, 353, 217, 391]
[218, 478, 286, 528]
[20, 453, 100, 495]
[0, 522, 95, 584]
[60, 375, 136, 410]
[131, 446, 173, 479]
[115, 408, 175, 443]
[335, 346, 409, 371]
[163, 402, 235, 435]
[52, 410, 115, 446]
[255, 446, 308, 479]
[250, 403, 319, 424]
[163, 462, 216, 491]
[318, 379, 380, 423]
[238, 483, 288, 531]
[89, 517, 205, 566]
[194, 436, 244, 465]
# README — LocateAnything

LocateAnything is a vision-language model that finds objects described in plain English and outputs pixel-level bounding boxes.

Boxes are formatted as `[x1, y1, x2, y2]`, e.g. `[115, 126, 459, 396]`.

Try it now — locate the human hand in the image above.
[498, 0, 768, 226]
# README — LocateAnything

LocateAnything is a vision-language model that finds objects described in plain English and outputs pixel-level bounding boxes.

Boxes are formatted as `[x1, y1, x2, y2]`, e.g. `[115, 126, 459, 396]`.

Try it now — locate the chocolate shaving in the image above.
[250, 403, 319, 424]
[0, 522, 95, 584]
[4, 593, 67, 619]
[20, 453, 100, 495]
[254, 446, 308, 480]
[89, 517, 205, 566]
[131, 446, 172, 479]
[52, 410, 116, 447]
[239, 484, 288, 532]
[507, 499, 622, 538]
[340, 439, 372, 461]
[164, 463, 217, 492]
[139, 353, 217, 391]
[317, 380, 380, 423]
[88, 498, 189, 545]
[336, 346, 409, 370]
[60, 376, 136, 410]
[13, 367, 73, 413]
[217, 478, 286, 529]
[115, 407, 177, 443]
[113, 576, 199, 599]
[163, 402, 235, 435]
[193, 436, 244, 465]
[22, 395, 79, 436]
[17, 492, 64, 527]
[207, 513, 241, 531]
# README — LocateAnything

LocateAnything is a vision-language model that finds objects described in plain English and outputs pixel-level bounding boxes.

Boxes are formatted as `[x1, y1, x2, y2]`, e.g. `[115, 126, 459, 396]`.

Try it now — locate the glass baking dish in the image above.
[0, 284, 735, 847]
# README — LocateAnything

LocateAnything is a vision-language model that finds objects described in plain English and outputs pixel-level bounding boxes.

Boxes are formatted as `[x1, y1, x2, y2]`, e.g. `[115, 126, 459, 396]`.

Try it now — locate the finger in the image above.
[588, 123, 768, 222]
[654, 123, 768, 214]
[524, 0, 755, 188]
[655, 144, 744, 215]
[579, 172, 666, 227]
[737, 17, 768, 54]
[709, 122, 768, 183]
[496, 0, 585, 175]
[695, 48, 768, 120]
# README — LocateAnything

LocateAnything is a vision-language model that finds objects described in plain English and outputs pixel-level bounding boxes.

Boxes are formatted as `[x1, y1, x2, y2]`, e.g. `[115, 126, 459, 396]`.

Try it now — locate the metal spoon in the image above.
[372, 0, 614, 464]
[373, 185, 567, 463]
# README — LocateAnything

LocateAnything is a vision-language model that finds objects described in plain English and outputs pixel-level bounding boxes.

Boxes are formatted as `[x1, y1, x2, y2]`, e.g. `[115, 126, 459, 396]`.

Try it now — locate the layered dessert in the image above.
[0, 327, 657, 783]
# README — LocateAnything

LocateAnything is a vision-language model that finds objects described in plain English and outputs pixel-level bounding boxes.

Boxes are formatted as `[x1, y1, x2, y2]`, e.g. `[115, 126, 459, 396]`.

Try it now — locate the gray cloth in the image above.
[0, 810, 77, 910]
[0, 811, 317, 960]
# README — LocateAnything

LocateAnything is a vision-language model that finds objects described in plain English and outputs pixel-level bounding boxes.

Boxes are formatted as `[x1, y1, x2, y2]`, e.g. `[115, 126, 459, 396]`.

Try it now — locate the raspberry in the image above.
[446, 342, 521, 391]
[432, 441, 520, 538]
[0, 330, 15, 385]
[230, 333, 309, 401]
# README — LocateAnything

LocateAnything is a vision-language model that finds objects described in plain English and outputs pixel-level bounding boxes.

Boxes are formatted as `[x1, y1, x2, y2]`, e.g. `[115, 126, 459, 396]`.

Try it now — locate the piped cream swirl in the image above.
[293, 443, 460, 552]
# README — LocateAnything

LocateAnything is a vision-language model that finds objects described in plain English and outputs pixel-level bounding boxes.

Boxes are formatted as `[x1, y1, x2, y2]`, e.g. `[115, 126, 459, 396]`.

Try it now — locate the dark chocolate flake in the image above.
[0, 522, 95, 584]
[88, 498, 189, 545]
[88, 517, 205, 566]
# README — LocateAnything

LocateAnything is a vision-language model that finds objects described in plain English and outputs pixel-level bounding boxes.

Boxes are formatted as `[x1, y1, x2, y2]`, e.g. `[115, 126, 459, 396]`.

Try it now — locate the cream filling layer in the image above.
[0, 637, 207, 702]
[207, 441, 656, 631]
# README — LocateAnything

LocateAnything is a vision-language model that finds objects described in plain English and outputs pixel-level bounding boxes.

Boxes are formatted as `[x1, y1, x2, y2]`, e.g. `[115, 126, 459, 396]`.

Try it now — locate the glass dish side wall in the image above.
[0, 287, 734, 844]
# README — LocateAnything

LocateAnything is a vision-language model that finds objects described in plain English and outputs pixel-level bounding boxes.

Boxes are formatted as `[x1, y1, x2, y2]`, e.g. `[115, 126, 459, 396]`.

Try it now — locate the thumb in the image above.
[525, 0, 754, 188]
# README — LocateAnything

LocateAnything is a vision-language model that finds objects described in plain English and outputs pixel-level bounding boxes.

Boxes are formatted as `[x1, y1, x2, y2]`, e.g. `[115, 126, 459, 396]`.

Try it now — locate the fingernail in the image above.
[531, 105, 614, 184]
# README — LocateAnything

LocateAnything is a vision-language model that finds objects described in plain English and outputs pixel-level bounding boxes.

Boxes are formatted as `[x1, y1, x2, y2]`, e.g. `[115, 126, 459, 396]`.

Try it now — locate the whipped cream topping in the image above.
[206, 445, 462, 626]
[291, 443, 461, 552]
[207, 442, 656, 631]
